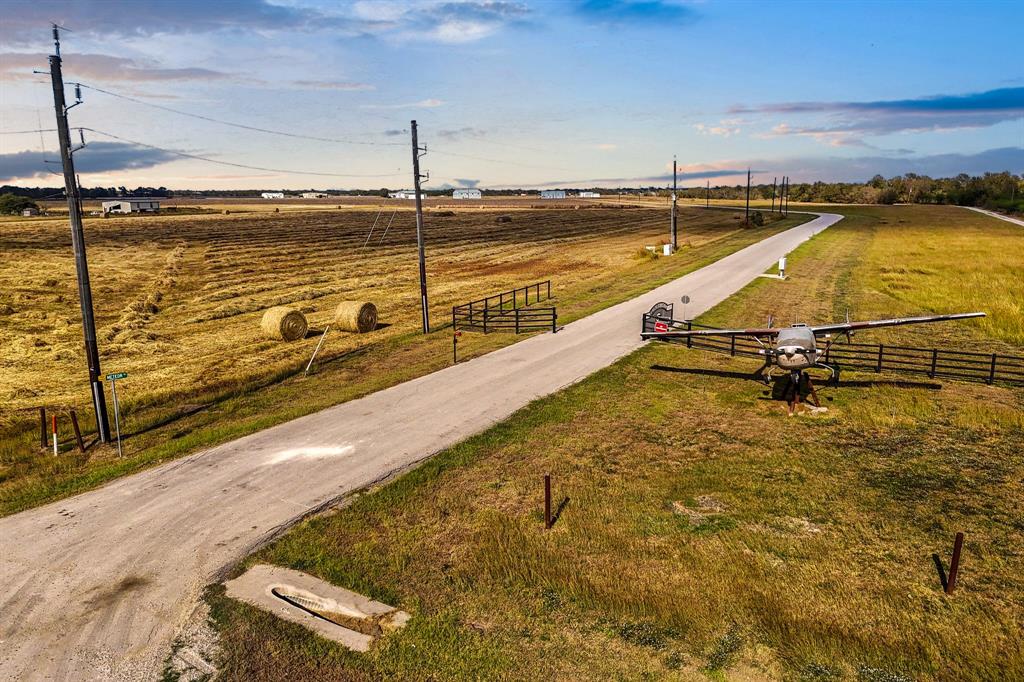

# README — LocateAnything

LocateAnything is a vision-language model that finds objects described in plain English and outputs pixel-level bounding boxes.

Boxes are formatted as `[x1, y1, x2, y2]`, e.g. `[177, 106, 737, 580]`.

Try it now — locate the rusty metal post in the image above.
[544, 474, 552, 529]
[39, 406, 48, 449]
[988, 354, 997, 384]
[946, 532, 964, 594]
[69, 409, 85, 453]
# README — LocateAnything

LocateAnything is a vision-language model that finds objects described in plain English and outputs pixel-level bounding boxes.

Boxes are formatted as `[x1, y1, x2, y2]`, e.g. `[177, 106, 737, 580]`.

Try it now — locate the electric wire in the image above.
[80, 127, 407, 178]
[77, 83, 406, 147]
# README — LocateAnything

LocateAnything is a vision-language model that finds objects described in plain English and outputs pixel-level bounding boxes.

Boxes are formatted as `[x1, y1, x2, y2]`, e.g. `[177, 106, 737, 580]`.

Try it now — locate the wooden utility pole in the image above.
[706, 180, 710, 208]
[771, 176, 777, 213]
[48, 26, 110, 442]
[745, 168, 751, 223]
[410, 120, 429, 333]
[783, 176, 790, 216]
[670, 156, 677, 251]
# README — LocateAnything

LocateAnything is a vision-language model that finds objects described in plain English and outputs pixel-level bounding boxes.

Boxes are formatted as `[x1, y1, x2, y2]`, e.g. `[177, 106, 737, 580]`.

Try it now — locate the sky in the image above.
[1, 0, 1022, 190]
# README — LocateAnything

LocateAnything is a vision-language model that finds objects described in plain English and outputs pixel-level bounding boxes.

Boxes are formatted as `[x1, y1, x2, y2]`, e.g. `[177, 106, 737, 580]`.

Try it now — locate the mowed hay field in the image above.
[0, 205, 805, 513]
[209, 206, 1023, 681]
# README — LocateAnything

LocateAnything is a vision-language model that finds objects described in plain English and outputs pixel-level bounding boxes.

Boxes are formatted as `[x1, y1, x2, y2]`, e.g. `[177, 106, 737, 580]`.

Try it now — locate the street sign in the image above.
[106, 372, 128, 381]
[105, 372, 126, 457]
[654, 321, 668, 333]
[680, 295, 691, 305]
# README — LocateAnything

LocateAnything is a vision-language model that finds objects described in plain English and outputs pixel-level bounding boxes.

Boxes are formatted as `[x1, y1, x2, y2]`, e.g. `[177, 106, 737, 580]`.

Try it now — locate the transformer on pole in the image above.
[48, 26, 111, 442]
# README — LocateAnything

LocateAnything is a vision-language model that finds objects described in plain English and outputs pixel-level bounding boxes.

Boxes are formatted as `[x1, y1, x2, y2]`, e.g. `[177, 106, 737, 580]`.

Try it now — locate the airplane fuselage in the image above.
[773, 325, 818, 370]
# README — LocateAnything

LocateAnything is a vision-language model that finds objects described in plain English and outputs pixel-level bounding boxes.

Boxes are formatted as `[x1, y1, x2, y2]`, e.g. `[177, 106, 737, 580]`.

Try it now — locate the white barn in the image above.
[102, 199, 160, 215]
[261, 192, 285, 199]
[540, 190, 566, 199]
[389, 190, 423, 200]
[301, 192, 330, 199]
[579, 191, 601, 198]
[452, 188, 482, 199]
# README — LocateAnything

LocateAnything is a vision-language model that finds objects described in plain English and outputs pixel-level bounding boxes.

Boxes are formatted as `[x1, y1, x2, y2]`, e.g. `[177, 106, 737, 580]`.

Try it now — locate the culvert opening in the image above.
[271, 585, 384, 637]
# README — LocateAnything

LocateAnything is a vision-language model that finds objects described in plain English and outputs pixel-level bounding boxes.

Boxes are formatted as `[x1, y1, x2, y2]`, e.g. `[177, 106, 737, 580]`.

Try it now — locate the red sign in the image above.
[654, 321, 668, 333]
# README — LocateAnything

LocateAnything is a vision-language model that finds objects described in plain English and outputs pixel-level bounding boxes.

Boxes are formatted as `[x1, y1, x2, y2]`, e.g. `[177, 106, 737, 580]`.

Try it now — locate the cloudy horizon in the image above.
[1, 0, 1021, 190]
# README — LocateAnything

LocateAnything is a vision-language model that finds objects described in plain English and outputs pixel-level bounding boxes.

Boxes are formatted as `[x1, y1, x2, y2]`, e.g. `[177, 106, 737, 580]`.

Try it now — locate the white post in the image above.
[111, 378, 123, 458]
[779, 256, 787, 279]
[52, 414, 58, 456]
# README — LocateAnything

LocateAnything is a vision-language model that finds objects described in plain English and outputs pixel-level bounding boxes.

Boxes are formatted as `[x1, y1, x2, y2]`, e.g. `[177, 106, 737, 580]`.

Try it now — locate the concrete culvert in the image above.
[261, 306, 308, 341]
[334, 301, 377, 333]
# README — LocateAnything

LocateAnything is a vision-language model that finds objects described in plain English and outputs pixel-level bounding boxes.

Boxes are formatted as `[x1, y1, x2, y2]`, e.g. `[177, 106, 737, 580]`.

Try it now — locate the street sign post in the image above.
[681, 295, 691, 320]
[105, 372, 127, 457]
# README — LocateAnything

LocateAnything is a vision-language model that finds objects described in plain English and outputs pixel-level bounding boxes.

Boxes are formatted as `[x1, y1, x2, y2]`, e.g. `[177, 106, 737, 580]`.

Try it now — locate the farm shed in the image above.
[540, 190, 566, 199]
[101, 199, 160, 215]
[21, 207, 39, 216]
[301, 192, 330, 198]
[579, 191, 601, 198]
[261, 192, 285, 199]
[389, 190, 423, 199]
[452, 188, 482, 199]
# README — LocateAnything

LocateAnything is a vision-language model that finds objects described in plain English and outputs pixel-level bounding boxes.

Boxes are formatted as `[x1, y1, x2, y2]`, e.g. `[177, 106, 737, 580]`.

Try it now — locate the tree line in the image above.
[2, 171, 1021, 214]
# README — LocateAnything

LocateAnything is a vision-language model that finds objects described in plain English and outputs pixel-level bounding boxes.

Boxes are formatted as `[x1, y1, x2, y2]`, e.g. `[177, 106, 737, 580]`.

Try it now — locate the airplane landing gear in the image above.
[786, 370, 823, 416]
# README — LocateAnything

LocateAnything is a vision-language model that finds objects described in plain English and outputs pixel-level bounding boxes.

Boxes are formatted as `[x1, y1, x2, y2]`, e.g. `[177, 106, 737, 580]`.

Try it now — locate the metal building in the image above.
[540, 190, 566, 199]
[261, 192, 285, 199]
[101, 199, 160, 215]
[389, 190, 422, 199]
[301, 192, 330, 198]
[452, 188, 482, 199]
[578, 191, 601, 198]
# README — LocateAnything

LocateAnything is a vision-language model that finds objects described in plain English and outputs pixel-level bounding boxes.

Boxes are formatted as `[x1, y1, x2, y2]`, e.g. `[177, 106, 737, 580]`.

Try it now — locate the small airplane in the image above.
[641, 307, 986, 413]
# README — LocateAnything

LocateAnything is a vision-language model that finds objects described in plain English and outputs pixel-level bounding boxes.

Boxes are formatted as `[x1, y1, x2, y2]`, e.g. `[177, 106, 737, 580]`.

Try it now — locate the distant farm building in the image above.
[261, 192, 285, 199]
[300, 192, 330, 199]
[540, 190, 566, 199]
[21, 207, 39, 216]
[578, 191, 601, 198]
[389, 190, 423, 200]
[452, 188, 482, 200]
[102, 199, 160, 215]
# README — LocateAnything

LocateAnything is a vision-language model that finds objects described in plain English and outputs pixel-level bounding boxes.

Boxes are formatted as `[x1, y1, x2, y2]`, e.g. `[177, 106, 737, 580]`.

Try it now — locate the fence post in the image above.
[551, 309, 556, 334]
[930, 349, 938, 378]
[544, 474, 552, 529]
[483, 308, 488, 334]
[687, 321, 692, 348]
[730, 335, 736, 356]
[547, 280, 551, 299]
[515, 308, 520, 334]
[39, 406, 48, 449]
[946, 532, 964, 594]
[876, 344, 884, 373]
[500, 291, 505, 311]
[69, 409, 85, 453]
[469, 300, 474, 326]
[988, 354, 997, 385]
[525, 285, 529, 305]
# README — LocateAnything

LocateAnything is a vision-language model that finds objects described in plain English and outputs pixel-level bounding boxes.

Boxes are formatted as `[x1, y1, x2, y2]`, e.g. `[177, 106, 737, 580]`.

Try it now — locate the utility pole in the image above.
[770, 176, 777, 213]
[745, 167, 751, 224]
[670, 156, 677, 251]
[783, 176, 789, 216]
[706, 180, 710, 208]
[49, 26, 110, 443]
[410, 120, 429, 333]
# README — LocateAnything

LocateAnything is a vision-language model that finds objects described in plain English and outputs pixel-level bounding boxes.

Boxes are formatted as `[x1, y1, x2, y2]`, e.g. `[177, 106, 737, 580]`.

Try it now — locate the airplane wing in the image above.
[809, 312, 985, 336]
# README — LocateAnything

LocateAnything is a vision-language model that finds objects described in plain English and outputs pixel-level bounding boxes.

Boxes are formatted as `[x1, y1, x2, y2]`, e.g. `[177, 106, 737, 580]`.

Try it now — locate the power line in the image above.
[80, 127, 407, 178]
[77, 83, 406, 147]
[0, 128, 58, 134]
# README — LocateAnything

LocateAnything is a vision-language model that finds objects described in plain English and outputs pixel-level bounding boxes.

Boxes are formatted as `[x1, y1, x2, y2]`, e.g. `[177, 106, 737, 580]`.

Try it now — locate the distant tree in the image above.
[0, 193, 38, 215]
[379, 187, 390, 198]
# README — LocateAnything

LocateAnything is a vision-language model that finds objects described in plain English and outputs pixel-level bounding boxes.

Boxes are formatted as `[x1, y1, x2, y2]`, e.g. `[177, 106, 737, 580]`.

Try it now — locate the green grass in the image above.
[208, 205, 1023, 680]
[0, 211, 807, 515]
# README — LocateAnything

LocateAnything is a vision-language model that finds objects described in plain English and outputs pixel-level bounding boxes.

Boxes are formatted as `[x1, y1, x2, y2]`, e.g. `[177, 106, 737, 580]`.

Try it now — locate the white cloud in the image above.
[361, 98, 446, 110]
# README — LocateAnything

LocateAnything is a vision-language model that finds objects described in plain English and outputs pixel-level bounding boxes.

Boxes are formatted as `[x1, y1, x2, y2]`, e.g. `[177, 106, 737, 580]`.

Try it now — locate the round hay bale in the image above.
[261, 306, 308, 341]
[334, 301, 378, 333]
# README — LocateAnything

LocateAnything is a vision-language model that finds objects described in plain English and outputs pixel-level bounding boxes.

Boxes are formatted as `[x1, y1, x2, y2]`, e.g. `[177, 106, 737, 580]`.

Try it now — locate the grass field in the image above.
[206, 205, 1024, 681]
[0, 205, 806, 514]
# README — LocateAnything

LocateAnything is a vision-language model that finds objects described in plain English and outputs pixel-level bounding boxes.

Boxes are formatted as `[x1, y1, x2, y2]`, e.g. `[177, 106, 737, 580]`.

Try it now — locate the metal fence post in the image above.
[946, 532, 964, 594]
[544, 474, 552, 530]
[69, 409, 85, 453]
[877, 344, 884, 373]
[988, 354, 997, 385]
[483, 308, 488, 334]
[551, 309, 556, 334]
[547, 280, 551, 299]
[515, 308, 520, 334]
[930, 349, 938, 378]
[687, 321, 692, 348]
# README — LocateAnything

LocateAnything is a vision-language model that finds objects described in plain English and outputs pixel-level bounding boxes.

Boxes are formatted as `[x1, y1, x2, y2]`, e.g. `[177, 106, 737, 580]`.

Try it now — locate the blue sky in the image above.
[1, 0, 1022, 189]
